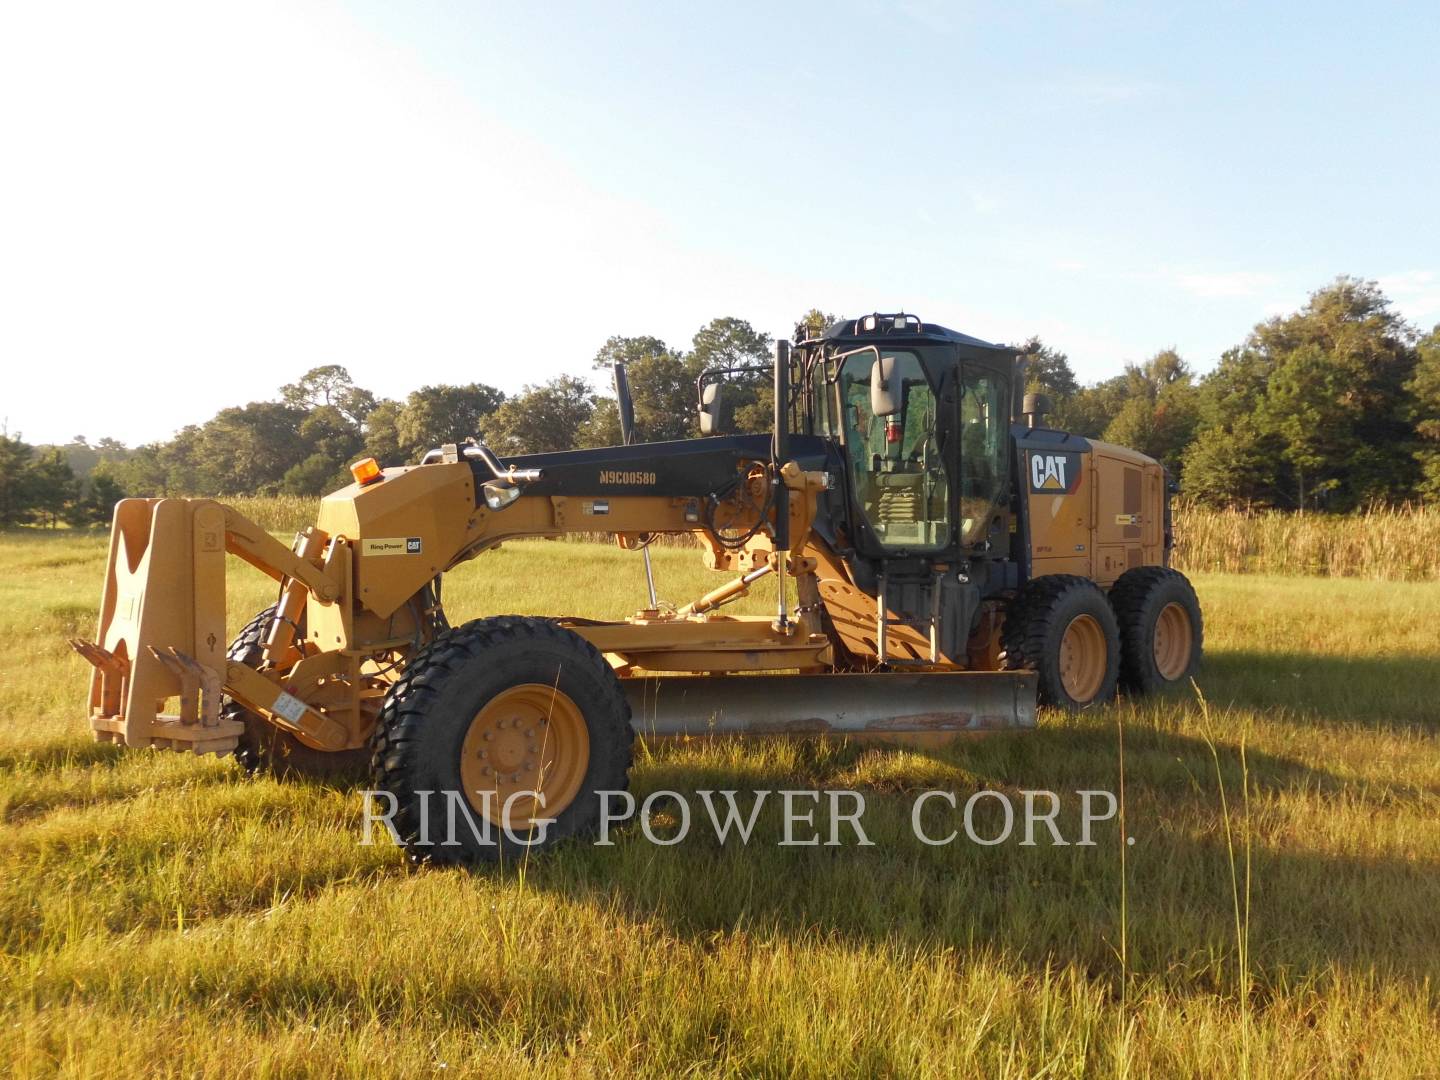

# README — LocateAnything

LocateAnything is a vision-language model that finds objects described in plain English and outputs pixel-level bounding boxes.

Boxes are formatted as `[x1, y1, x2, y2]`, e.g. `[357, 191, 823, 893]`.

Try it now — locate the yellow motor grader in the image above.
[72, 313, 1202, 860]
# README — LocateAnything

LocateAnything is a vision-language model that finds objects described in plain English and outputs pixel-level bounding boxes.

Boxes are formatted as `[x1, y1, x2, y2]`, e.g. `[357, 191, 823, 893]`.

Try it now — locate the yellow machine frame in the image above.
[74, 458, 855, 755]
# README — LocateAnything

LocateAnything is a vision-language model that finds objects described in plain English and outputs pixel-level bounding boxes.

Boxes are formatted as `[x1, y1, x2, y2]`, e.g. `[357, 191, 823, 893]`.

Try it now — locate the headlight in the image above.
[483, 480, 521, 510]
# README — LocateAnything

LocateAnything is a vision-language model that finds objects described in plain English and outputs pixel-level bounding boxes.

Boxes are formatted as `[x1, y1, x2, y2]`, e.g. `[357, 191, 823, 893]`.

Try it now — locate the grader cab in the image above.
[73, 313, 1202, 861]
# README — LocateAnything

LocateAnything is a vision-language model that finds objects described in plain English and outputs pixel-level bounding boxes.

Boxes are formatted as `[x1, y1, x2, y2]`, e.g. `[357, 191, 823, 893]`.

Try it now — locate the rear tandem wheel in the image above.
[1108, 566, 1204, 693]
[1001, 575, 1122, 710]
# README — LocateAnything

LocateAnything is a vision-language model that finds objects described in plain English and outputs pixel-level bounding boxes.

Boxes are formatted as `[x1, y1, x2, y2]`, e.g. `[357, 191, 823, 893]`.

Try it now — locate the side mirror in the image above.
[699, 382, 730, 435]
[870, 355, 898, 417]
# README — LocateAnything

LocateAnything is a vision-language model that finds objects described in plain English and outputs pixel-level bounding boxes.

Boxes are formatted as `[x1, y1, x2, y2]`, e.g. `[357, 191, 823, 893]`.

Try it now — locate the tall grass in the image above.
[1197, 686, 1254, 1079]
[1173, 504, 1440, 581]
[224, 494, 321, 534]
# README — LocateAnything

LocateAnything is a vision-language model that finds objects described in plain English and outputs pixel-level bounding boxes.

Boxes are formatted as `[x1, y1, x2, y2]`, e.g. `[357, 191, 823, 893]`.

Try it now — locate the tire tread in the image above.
[369, 615, 633, 863]
[1001, 575, 1121, 708]
[1108, 566, 1204, 692]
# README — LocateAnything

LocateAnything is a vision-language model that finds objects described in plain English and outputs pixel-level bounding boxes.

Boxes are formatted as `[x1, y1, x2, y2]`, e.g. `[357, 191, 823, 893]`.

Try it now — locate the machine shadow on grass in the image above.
[1199, 649, 1440, 732]
[514, 725, 1440, 1000]
[215, 643, 1434, 999]
[8, 643, 1435, 996]
[483, 656, 1440, 1002]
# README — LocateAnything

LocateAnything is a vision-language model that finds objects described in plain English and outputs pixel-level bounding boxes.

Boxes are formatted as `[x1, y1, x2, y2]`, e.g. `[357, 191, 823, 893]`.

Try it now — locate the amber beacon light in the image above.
[349, 457, 383, 485]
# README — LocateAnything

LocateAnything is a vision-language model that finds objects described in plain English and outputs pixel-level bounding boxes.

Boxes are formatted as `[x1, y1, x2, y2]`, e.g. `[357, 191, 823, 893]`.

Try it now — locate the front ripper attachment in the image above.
[70, 498, 242, 754]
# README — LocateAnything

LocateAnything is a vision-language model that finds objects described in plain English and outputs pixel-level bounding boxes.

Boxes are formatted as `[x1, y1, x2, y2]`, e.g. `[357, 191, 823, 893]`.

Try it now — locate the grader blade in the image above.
[624, 671, 1037, 740]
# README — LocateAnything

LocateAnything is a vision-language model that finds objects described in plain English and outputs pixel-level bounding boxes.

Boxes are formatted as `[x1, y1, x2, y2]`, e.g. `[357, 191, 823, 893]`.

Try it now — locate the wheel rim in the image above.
[459, 683, 589, 829]
[1058, 614, 1108, 703]
[1152, 602, 1194, 681]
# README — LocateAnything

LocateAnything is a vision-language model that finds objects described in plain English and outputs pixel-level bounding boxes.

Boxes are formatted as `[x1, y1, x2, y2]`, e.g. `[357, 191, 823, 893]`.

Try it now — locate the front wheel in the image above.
[370, 616, 633, 863]
[1002, 575, 1121, 710]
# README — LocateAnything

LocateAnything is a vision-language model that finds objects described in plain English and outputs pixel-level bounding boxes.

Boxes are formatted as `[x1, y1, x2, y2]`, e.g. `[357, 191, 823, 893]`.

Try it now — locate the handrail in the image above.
[419, 442, 543, 483]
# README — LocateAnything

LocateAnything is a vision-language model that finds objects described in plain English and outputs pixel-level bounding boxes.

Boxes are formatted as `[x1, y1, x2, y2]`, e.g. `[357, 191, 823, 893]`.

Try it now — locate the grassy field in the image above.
[1, 528, 1438, 1077]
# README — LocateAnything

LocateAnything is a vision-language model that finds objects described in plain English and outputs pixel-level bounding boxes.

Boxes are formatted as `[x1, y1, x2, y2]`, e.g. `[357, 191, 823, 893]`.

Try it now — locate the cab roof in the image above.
[819, 313, 1017, 362]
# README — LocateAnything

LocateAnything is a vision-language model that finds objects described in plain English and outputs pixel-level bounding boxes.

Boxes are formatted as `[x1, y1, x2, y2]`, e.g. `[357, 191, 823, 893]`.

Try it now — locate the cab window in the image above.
[958, 369, 1008, 545]
[838, 349, 951, 550]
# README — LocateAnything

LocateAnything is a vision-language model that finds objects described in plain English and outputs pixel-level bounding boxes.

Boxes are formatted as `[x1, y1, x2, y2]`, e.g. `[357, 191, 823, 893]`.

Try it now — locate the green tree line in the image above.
[1030, 277, 1439, 510]
[2, 280, 1437, 528]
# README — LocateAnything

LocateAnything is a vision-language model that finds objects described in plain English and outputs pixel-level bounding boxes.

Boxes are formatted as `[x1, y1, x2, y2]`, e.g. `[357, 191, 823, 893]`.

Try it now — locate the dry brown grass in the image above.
[1173, 504, 1440, 581]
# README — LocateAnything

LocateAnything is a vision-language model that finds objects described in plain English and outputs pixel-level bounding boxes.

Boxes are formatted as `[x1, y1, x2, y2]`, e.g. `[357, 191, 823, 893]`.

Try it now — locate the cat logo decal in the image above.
[1029, 452, 1082, 494]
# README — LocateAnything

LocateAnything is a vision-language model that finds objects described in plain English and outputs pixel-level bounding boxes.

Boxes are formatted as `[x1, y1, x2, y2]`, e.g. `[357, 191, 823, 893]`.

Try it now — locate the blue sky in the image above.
[2, 1, 1437, 445]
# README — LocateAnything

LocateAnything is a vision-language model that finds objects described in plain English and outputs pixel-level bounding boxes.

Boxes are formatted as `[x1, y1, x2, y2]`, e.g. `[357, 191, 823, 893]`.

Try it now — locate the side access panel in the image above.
[1090, 451, 1166, 584]
[1022, 441, 1093, 579]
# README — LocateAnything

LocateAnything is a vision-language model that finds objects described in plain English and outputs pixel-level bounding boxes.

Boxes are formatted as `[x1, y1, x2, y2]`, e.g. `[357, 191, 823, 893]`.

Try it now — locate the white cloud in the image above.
[896, 0, 963, 35]
[969, 190, 1003, 216]
[1028, 77, 1156, 110]
[1170, 270, 1279, 299]
[1379, 270, 1440, 327]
